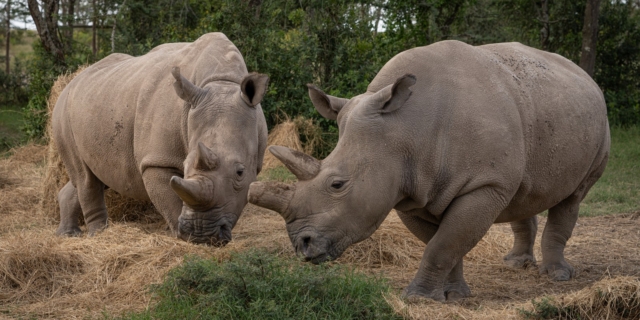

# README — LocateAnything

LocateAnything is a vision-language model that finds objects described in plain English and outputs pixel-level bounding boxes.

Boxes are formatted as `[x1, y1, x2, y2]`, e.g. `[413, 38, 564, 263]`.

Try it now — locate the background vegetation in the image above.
[1, 0, 640, 153]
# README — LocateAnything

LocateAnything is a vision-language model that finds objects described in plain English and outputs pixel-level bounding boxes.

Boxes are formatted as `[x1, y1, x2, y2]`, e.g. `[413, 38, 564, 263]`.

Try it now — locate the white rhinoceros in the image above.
[248, 40, 610, 301]
[53, 32, 269, 245]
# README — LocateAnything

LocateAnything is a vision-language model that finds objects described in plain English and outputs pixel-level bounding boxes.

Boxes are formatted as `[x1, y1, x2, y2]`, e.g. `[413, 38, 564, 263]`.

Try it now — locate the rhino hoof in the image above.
[56, 226, 83, 237]
[503, 253, 537, 269]
[444, 281, 471, 302]
[539, 261, 575, 281]
[402, 284, 446, 303]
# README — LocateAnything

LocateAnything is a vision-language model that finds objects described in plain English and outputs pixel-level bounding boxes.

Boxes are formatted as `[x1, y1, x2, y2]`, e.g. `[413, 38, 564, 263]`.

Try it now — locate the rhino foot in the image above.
[539, 260, 575, 281]
[444, 281, 471, 301]
[56, 225, 83, 237]
[86, 221, 108, 236]
[402, 283, 445, 302]
[503, 252, 537, 269]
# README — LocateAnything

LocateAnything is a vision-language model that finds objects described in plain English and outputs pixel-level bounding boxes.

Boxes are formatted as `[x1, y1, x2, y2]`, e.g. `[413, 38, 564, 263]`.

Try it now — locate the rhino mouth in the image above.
[178, 211, 236, 246]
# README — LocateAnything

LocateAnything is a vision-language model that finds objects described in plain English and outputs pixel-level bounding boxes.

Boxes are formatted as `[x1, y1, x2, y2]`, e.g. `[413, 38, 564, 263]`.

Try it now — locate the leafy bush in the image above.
[120, 250, 400, 319]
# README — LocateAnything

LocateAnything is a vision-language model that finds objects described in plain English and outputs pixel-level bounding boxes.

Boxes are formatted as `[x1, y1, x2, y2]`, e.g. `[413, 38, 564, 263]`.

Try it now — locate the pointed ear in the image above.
[371, 74, 416, 114]
[269, 146, 320, 181]
[172, 67, 206, 106]
[307, 84, 349, 121]
[241, 73, 270, 107]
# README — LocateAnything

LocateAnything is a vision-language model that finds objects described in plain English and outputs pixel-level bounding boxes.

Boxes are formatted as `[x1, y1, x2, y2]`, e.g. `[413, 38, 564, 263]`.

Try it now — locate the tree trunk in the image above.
[5, 0, 10, 74]
[27, 0, 66, 65]
[539, 0, 550, 50]
[92, 0, 96, 57]
[579, 0, 601, 77]
[62, 0, 76, 51]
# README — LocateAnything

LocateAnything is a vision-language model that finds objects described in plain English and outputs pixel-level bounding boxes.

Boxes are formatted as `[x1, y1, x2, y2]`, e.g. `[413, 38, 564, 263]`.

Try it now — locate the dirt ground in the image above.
[1, 145, 639, 319]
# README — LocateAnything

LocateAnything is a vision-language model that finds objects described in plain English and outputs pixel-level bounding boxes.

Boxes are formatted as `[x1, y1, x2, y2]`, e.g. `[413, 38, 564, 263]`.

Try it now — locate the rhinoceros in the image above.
[53, 32, 269, 245]
[248, 40, 610, 301]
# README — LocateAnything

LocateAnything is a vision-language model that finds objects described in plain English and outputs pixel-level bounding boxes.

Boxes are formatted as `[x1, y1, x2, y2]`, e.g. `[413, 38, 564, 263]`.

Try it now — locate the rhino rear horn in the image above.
[172, 67, 206, 106]
[194, 142, 218, 171]
[241, 73, 270, 107]
[248, 181, 295, 216]
[269, 146, 320, 181]
[170, 176, 213, 209]
[307, 84, 349, 121]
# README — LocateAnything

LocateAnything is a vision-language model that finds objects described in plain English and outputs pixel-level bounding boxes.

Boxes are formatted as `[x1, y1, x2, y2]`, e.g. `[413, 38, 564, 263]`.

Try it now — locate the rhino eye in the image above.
[236, 169, 244, 177]
[331, 181, 345, 189]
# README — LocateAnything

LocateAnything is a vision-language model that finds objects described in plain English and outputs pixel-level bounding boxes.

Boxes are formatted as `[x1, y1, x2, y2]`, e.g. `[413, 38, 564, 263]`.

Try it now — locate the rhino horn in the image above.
[194, 142, 218, 171]
[248, 181, 295, 215]
[269, 146, 320, 181]
[171, 66, 206, 106]
[170, 176, 213, 208]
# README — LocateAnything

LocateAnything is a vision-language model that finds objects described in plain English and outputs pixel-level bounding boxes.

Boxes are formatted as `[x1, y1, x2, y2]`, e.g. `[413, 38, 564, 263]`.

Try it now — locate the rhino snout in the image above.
[295, 231, 331, 264]
[177, 212, 234, 246]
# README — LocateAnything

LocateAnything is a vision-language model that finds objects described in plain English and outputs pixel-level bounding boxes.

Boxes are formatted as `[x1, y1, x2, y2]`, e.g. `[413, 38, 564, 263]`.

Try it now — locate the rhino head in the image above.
[170, 67, 269, 245]
[248, 74, 416, 262]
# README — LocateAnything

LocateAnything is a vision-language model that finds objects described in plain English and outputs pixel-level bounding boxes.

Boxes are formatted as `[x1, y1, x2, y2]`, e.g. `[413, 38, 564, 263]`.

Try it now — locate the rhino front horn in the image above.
[268, 146, 320, 181]
[248, 181, 295, 216]
[170, 176, 213, 209]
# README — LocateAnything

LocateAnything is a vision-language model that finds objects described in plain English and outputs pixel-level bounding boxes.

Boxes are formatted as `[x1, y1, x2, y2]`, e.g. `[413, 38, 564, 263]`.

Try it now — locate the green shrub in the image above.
[119, 250, 400, 319]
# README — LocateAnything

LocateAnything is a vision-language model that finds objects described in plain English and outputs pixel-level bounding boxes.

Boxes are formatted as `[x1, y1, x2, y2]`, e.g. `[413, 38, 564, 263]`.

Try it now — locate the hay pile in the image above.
[261, 116, 322, 171]
[552, 276, 640, 319]
[40, 66, 159, 224]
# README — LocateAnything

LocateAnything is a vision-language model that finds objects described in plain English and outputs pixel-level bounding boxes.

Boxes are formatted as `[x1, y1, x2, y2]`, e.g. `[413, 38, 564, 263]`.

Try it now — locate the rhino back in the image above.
[369, 41, 608, 219]
[56, 32, 249, 199]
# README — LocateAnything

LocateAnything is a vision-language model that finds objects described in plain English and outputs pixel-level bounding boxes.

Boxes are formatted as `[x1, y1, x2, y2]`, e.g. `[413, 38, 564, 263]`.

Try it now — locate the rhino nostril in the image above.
[301, 236, 311, 255]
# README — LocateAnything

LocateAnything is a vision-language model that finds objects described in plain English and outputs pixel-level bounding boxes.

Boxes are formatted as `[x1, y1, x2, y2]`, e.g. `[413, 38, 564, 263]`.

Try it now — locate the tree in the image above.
[27, 0, 66, 65]
[579, 0, 600, 77]
[5, 0, 9, 73]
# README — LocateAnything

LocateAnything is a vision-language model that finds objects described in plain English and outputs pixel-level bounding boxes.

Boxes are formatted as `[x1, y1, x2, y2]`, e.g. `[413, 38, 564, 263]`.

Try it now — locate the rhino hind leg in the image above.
[504, 216, 538, 269]
[56, 181, 83, 236]
[539, 195, 579, 281]
[74, 170, 109, 236]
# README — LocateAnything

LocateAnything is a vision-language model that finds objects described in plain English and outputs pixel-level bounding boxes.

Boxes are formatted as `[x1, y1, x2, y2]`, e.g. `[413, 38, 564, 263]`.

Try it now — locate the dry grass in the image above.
[1, 145, 640, 318]
[261, 116, 323, 171]
[556, 276, 640, 319]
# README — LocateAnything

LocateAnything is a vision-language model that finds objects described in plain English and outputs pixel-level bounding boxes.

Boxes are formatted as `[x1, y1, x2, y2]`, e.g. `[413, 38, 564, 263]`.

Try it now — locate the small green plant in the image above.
[118, 250, 400, 320]
[259, 166, 297, 183]
[518, 297, 580, 319]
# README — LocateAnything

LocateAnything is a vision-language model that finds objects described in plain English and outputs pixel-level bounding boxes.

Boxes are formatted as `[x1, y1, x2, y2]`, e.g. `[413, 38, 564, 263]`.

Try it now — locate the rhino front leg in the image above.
[56, 181, 83, 236]
[403, 187, 506, 302]
[539, 195, 579, 281]
[504, 216, 538, 269]
[142, 167, 183, 237]
[398, 210, 471, 301]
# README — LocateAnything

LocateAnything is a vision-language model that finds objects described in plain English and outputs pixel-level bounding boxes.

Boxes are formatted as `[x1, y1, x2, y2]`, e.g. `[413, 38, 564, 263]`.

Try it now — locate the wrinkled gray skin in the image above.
[248, 41, 610, 301]
[53, 33, 269, 245]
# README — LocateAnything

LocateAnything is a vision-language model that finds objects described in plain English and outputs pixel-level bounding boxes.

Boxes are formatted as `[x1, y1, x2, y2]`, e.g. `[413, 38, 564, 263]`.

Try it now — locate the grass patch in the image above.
[258, 166, 297, 183]
[118, 250, 400, 320]
[581, 125, 640, 216]
[0, 105, 26, 151]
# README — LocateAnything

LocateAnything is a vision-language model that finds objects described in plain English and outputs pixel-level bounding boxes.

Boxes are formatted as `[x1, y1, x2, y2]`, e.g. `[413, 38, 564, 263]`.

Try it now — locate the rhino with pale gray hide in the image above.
[53, 32, 268, 245]
[248, 40, 610, 301]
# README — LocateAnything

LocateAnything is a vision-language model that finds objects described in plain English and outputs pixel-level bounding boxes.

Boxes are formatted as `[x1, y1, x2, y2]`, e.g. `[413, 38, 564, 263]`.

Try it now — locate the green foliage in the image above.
[118, 250, 400, 319]
[518, 297, 580, 319]
[258, 166, 297, 183]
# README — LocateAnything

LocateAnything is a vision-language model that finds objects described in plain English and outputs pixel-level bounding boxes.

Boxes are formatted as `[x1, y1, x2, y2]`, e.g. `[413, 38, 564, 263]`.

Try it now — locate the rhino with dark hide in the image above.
[248, 40, 610, 301]
[53, 32, 269, 245]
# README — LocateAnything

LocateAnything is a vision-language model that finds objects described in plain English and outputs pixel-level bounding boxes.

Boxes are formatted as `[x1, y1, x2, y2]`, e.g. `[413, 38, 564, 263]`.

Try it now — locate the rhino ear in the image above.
[370, 74, 416, 114]
[269, 146, 320, 181]
[307, 84, 349, 121]
[241, 73, 270, 107]
[172, 67, 206, 107]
